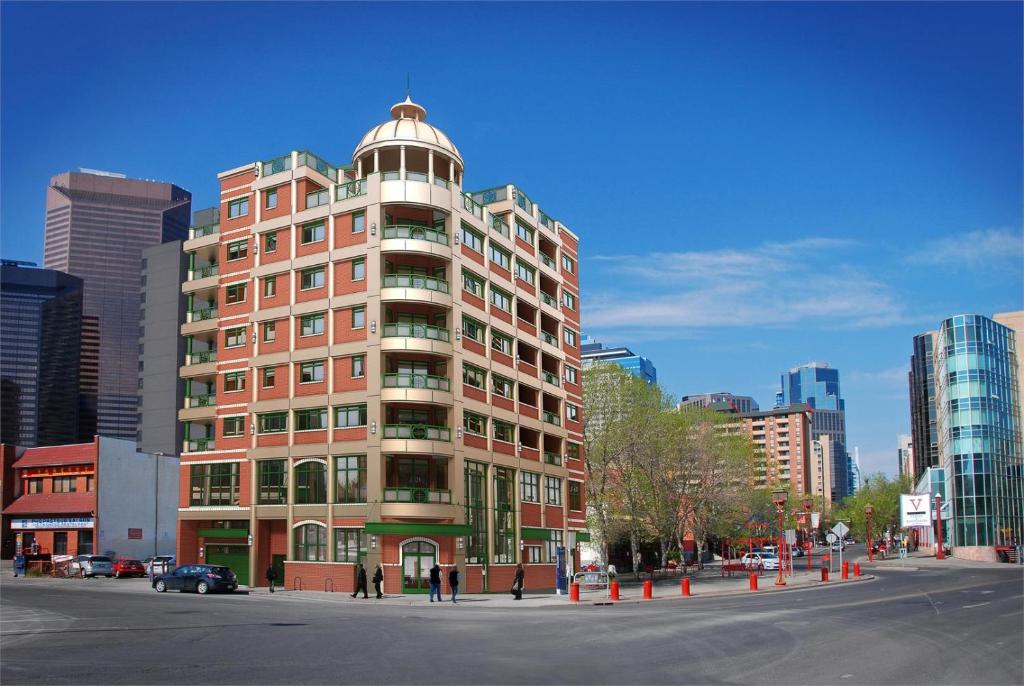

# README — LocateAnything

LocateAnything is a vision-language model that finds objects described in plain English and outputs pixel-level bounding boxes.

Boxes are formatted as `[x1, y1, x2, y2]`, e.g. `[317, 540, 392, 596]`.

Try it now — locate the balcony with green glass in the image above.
[297, 150, 338, 183]
[382, 224, 449, 246]
[542, 370, 560, 387]
[543, 410, 561, 426]
[382, 424, 452, 442]
[186, 307, 218, 323]
[186, 393, 216, 409]
[184, 437, 215, 453]
[335, 178, 367, 201]
[540, 252, 558, 272]
[540, 291, 559, 309]
[187, 349, 217, 365]
[261, 154, 292, 177]
[383, 487, 452, 504]
[188, 223, 220, 240]
[381, 322, 450, 342]
[382, 274, 449, 294]
[188, 263, 219, 281]
[541, 330, 559, 348]
[383, 373, 451, 392]
[544, 451, 563, 466]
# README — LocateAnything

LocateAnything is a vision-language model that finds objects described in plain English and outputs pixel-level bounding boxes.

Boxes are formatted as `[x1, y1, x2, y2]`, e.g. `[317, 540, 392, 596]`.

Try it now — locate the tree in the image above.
[834, 473, 913, 542]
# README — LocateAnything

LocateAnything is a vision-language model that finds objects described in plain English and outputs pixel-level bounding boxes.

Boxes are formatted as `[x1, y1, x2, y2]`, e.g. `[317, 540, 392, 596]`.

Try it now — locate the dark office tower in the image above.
[0, 262, 84, 446]
[42, 169, 191, 441]
[909, 331, 938, 479]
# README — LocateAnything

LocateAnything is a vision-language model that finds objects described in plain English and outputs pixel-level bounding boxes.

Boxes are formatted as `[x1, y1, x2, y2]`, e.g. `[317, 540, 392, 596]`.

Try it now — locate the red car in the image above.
[113, 559, 146, 578]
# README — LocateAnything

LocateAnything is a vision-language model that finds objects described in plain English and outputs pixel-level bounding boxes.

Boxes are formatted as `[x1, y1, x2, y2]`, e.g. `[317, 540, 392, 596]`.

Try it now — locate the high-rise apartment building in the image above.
[776, 362, 851, 499]
[43, 169, 191, 441]
[580, 336, 656, 384]
[717, 404, 813, 493]
[175, 97, 586, 592]
[909, 332, 939, 477]
[897, 434, 913, 478]
[680, 392, 759, 414]
[0, 262, 83, 447]
[810, 436, 833, 511]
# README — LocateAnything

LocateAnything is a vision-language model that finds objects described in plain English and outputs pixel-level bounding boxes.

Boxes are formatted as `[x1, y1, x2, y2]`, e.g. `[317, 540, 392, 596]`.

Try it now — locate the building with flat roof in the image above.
[897, 434, 913, 478]
[680, 392, 759, 414]
[718, 404, 813, 494]
[909, 332, 939, 478]
[174, 97, 586, 592]
[580, 336, 656, 384]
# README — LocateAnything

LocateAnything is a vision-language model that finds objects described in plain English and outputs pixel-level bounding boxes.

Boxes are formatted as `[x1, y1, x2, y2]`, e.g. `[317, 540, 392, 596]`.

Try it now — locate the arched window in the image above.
[294, 461, 327, 504]
[294, 523, 326, 561]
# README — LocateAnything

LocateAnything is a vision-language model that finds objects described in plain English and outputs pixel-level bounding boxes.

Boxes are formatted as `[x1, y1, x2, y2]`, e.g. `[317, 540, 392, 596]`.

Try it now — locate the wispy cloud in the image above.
[905, 228, 1023, 270]
[847, 366, 910, 386]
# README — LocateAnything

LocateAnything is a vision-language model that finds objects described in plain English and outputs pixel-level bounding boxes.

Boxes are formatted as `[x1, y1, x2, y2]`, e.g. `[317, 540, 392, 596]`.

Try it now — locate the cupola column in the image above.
[449, 160, 455, 189]
[400, 145, 407, 180]
[357, 157, 363, 179]
[373, 149, 380, 174]
[428, 150, 435, 185]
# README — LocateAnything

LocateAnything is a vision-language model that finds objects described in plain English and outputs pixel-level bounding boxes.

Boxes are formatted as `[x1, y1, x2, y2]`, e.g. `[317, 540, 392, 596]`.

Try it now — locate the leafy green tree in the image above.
[834, 473, 914, 542]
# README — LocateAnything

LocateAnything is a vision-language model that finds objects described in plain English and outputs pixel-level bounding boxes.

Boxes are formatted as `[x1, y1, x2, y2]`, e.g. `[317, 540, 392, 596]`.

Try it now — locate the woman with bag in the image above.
[511, 563, 524, 600]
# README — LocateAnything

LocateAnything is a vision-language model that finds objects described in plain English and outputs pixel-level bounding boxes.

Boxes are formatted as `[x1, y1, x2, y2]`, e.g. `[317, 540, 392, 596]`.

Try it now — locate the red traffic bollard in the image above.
[642, 579, 653, 599]
[841, 561, 849, 580]
[749, 573, 758, 592]
[610, 581, 620, 600]
[570, 582, 580, 603]
[821, 566, 829, 582]
[854, 562, 861, 577]
[681, 577, 691, 597]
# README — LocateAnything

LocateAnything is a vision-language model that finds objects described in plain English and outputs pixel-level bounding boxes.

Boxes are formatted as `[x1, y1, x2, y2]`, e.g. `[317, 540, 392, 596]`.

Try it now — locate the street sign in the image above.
[831, 522, 849, 538]
[784, 529, 797, 545]
[900, 494, 931, 527]
[811, 512, 820, 528]
[826, 532, 838, 544]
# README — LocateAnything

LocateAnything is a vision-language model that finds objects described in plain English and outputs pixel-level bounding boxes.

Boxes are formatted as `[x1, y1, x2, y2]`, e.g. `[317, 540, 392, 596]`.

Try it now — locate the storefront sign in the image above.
[900, 494, 931, 527]
[10, 517, 94, 530]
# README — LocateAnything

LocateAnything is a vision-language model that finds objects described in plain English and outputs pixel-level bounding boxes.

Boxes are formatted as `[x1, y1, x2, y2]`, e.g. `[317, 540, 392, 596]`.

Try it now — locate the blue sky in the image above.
[2, 2, 1021, 477]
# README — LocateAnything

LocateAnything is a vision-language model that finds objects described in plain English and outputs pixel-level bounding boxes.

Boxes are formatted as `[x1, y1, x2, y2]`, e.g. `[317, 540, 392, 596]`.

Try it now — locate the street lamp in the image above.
[864, 504, 874, 562]
[802, 497, 814, 572]
[771, 488, 788, 586]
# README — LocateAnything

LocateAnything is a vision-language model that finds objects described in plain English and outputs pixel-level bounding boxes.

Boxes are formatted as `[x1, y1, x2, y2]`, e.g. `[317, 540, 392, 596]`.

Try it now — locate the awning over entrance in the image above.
[363, 522, 471, 537]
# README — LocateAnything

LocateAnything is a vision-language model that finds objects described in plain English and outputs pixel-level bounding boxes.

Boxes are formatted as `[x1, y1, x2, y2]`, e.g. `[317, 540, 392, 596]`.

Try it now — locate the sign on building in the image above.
[10, 517, 94, 530]
[900, 494, 932, 527]
[128, 528, 143, 539]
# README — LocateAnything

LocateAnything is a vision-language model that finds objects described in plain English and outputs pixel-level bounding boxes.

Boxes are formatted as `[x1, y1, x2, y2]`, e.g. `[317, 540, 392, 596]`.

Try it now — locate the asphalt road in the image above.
[2, 561, 1021, 685]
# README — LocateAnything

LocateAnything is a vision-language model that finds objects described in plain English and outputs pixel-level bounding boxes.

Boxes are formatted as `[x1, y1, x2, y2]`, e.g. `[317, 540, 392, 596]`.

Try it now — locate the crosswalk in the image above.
[1, 605, 76, 647]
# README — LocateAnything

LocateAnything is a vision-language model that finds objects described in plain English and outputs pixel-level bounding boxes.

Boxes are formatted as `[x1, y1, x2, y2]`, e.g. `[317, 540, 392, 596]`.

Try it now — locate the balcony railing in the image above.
[187, 394, 216, 408]
[187, 308, 218, 322]
[542, 371, 560, 386]
[188, 350, 217, 364]
[462, 193, 483, 218]
[189, 224, 219, 239]
[513, 186, 533, 214]
[188, 265, 219, 280]
[382, 171, 401, 181]
[382, 274, 449, 294]
[406, 170, 428, 183]
[541, 331, 559, 347]
[540, 253, 558, 271]
[297, 150, 337, 182]
[539, 211, 554, 230]
[382, 373, 451, 392]
[544, 451, 563, 466]
[261, 155, 292, 176]
[491, 215, 510, 238]
[383, 487, 452, 504]
[540, 291, 558, 309]
[382, 424, 452, 442]
[381, 322, 450, 342]
[382, 224, 449, 246]
[543, 411, 561, 426]
[184, 438, 215, 452]
[336, 179, 367, 201]
[433, 177, 451, 189]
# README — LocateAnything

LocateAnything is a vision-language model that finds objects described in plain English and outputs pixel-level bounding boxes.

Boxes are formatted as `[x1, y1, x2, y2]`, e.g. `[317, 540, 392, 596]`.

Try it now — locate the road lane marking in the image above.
[962, 602, 991, 609]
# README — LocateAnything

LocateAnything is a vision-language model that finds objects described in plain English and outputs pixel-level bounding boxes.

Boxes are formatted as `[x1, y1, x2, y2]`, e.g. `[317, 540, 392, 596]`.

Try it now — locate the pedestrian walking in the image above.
[448, 565, 460, 604]
[511, 562, 524, 600]
[372, 563, 384, 599]
[429, 563, 442, 602]
[351, 562, 368, 598]
[13, 553, 26, 577]
[265, 565, 276, 593]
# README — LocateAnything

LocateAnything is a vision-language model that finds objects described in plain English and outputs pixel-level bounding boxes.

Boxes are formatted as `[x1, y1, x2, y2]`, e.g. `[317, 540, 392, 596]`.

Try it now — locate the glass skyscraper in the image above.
[580, 336, 656, 384]
[909, 332, 939, 477]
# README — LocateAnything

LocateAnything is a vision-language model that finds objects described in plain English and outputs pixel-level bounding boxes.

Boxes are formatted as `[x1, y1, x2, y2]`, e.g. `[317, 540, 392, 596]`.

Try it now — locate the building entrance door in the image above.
[206, 544, 250, 587]
[401, 540, 436, 593]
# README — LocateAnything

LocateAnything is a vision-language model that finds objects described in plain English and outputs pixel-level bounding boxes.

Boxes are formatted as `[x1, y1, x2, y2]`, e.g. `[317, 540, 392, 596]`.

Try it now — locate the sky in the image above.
[2, 2, 1021, 479]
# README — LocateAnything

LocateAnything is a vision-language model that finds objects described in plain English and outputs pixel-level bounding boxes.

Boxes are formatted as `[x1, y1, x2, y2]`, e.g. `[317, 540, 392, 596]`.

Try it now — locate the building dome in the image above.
[353, 96, 463, 166]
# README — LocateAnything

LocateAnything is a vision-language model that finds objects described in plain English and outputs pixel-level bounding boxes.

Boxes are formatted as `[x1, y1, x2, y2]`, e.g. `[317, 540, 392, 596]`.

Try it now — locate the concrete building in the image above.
[897, 434, 913, 478]
[0, 262, 83, 447]
[810, 436, 833, 511]
[580, 336, 656, 384]
[719, 404, 813, 494]
[175, 97, 586, 592]
[1, 437, 178, 560]
[43, 169, 191, 442]
[680, 392, 759, 414]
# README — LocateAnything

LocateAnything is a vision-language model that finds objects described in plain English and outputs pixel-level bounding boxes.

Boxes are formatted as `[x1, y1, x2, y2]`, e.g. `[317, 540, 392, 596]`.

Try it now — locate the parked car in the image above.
[77, 555, 114, 578]
[831, 541, 846, 552]
[143, 555, 176, 575]
[113, 558, 146, 578]
[791, 546, 804, 558]
[153, 564, 237, 594]
[740, 553, 780, 571]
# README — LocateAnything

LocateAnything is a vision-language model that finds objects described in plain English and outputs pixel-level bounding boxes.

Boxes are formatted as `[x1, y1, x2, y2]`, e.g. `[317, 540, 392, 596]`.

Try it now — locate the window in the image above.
[489, 285, 512, 312]
[334, 404, 367, 428]
[85, 476, 95, 492]
[569, 481, 582, 511]
[52, 476, 76, 493]
[561, 254, 575, 273]
[515, 260, 535, 284]
[524, 545, 543, 563]
[294, 523, 326, 561]
[351, 258, 365, 281]
[463, 363, 486, 390]
[228, 197, 249, 219]
[562, 291, 576, 310]
[224, 371, 245, 392]
[521, 472, 540, 503]
[545, 476, 562, 505]
[53, 531, 67, 556]
[262, 320, 276, 342]
[264, 231, 278, 253]
[351, 306, 365, 329]
[564, 328, 577, 347]
[294, 462, 327, 504]
[463, 411, 487, 436]
[265, 188, 277, 210]
[493, 467, 516, 563]
[349, 355, 365, 378]
[227, 240, 248, 261]
[462, 269, 485, 298]
[335, 528, 366, 562]
[461, 222, 484, 252]
[223, 416, 245, 437]
[462, 315, 485, 343]
[257, 459, 287, 504]
[300, 266, 325, 290]
[300, 360, 325, 383]
[261, 367, 276, 388]
[464, 462, 488, 563]
[566, 404, 579, 422]
[263, 276, 277, 298]
[492, 374, 514, 399]
[225, 327, 246, 348]
[26, 477, 43, 494]
[335, 454, 367, 503]
[564, 365, 578, 385]
[515, 220, 534, 245]
[300, 313, 324, 336]
[547, 530, 563, 563]
[295, 408, 328, 431]
[257, 412, 288, 434]
[491, 330, 513, 356]
[488, 244, 511, 270]
[306, 188, 329, 208]
[493, 420, 515, 444]
[301, 220, 325, 244]
[352, 211, 365, 234]
[189, 463, 239, 506]
[225, 282, 247, 304]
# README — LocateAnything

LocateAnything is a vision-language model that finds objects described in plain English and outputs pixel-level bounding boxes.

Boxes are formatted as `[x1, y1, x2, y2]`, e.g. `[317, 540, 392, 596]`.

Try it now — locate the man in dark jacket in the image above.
[372, 563, 384, 599]
[448, 565, 460, 604]
[512, 563, 524, 600]
[351, 563, 368, 598]
[428, 563, 442, 602]
[265, 565, 276, 593]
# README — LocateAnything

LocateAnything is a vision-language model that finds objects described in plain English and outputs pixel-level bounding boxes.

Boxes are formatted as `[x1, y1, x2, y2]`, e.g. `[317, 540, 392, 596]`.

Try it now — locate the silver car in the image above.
[78, 555, 114, 578]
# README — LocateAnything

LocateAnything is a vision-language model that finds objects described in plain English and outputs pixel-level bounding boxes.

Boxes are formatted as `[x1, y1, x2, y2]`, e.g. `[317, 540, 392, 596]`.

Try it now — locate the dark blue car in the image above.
[152, 564, 237, 594]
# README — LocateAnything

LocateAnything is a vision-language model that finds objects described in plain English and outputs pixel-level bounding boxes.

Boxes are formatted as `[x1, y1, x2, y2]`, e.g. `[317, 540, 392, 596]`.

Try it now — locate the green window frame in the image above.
[300, 220, 325, 244]
[351, 306, 365, 329]
[460, 222, 484, 253]
[352, 211, 366, 234]
[294, 523, 327, 561]
[222, 416, 245, 437]
[545, 475, 562, 505]
[224, 371, 245, 393]
[462, 315, 485, 343]
[300, 313, 325, 336]
[547, 530, 563, 563]
[263, 275, 276, 298]
[567, 403, 579, 422]
[491, 330, 513, 356]
[488, 244, 511, 270]
[351, 355, 365, 378]
[264, 231, 278, 252]
[515, 260, 535, 285]
[334, 528, 366, 562]
[306, 188, 329, 209]
[494, 467, 516, 564]
[462, 363, 486, 390]
[226, 240, 248, 261]
[463, 411, 487, 436]
[294, 461, 328, 504]
[464, 462, 488, 564]
[515, 220, 534, 245]
[492, 374, 514, 399]
[564, 328, 577, 347]
[561, 254, 575, 273]
[492, 419, 515, 444]
[294, 407, 328, 431]
[562, 291, 576, 310]
[261, 366, 276, 388]
[257, 459, 287, 504]
[300, 266, 325, 290]
[489, 285, 512, 312]
[299, 360, 325, 384]
[352, 258, 365, 281]
[521, 472, 539, 503]
[225, 326, 246, 348]
[225, 282, 247, 304]
[569, 481, 582, 511]
[334, 404, 367, 428]
[189, 463, 239, 506]
[265, 188, 277, 210]
[462, 269, 485, 298]
[567, 442, 580, 461]
[335, 454, 366, 503]
[564, 365, 578, 385]
[257, 412, 288, 434]
[227, 197, 249, 219]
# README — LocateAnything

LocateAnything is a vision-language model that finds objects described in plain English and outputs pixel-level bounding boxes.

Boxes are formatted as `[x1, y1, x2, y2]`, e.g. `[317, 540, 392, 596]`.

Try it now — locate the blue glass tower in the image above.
[580, 336, 656, 384]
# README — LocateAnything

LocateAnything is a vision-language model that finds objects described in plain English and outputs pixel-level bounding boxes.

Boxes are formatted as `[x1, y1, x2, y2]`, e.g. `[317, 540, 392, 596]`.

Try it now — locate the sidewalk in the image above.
[852, 548, 1024, 571]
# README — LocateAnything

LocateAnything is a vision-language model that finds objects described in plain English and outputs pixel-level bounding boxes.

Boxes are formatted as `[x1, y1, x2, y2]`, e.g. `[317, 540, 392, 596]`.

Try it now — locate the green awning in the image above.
[363, 522, 472, 537]
[521, 527, 552, 541]
[198, 528, 248, 539]
[574, 531, 591, 542]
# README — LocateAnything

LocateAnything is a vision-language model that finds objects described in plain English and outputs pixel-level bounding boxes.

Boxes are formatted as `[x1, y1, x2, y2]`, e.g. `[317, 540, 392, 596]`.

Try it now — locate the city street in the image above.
[2, 562, 1020, 685]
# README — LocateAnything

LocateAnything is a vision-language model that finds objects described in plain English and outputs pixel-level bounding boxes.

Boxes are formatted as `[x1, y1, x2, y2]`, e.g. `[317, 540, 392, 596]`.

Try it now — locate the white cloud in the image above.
[906, 228, 1023, 270]
[847, 366, 910, 386]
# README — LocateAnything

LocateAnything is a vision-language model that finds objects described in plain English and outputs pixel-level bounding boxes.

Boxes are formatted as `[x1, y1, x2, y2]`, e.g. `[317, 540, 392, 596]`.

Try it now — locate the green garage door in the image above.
[206, 545, 250, 587]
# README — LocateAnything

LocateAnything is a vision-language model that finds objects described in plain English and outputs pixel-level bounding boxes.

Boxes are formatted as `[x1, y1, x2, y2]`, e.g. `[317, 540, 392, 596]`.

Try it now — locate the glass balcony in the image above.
[406, 171, 428, 183]
[539, 211, 554, 230]
[381, 323, 450, 342]
[382, 373, 451, 392]
[540, 253, 558, 271]
[541, 331, 559, 347]
[383, 487, 452, 504]
[462, 193, 483, 218]
[187, 308, 218, 323]
[297, 151, 337, 182]
[471, 185, 508, 205]
[540, 291, 558, 309]
[336, 179, 367, 201]
[433, 177, 451, 189]
[189, 224, 219, 239]
[491, 215, 510, 238]
[382, 274, 449, 293]
[188, 350, 217, 364]
[187, 394, 216, 408]
[262, 155, 292, 176]
[543, 371, 560, 386]
[513, 186, 533, 214]
[382, 424, 452, 441]
[184, 438, 215, 452]
[382, 171, 401, 181]
[188, 265, 219, 280]
[543, 411, 561, 426]
[382, 225, 449, 245]
[544, 451, 562, 466]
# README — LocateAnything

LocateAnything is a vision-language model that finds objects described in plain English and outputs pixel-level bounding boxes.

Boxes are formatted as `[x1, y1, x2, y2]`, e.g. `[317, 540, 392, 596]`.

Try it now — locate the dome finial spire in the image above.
[406, 72, 411, 99]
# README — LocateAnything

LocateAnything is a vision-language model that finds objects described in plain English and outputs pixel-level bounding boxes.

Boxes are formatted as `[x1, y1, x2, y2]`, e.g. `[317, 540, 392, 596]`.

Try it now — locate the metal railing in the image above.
[542, 371, 560, 386]
[382, 373, 451, 392]
[383, 487, 452, 504]
[462, 193, 483, 218]
[540, 253, 558, 271]
[187, 394, 216, 408]
[382, 424, 452, 441]
[544, 451, 563, 466]
[336, 179, 367, 201]
[491, 215, 510, 238]
[381, 323, 450, 342]
[382, 224, 449, 245]
[261, 155, 292, 176]
[187, 350, 217, 364]
[540, 291, 558, 308]
[541, 331, 559, 347]
[297, 151, 337, 182]
[188, 264, 219, 280]
[189, 224, 219, 239]
[184, 438, 215, 452]
[543, 411, 561, 426]
[381, 274, 449, 293]
[433, 177, 451, 189]
[187, 308, 218, 322]
[406, 171, 428, 183]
